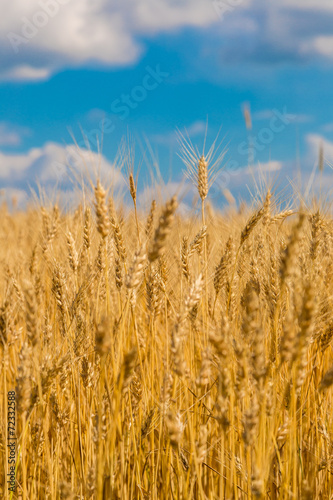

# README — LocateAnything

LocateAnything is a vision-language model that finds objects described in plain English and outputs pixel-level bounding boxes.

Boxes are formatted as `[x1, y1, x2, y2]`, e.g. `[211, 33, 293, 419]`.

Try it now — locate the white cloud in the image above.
[2, 0, 333, 81]
[0, 148, 41, 179]
[310, 36, 333, 58]
[213, 2, 333, 65]
[0, 65, 51, 82]
[0, 142, 125, 191]
[306, 134, 333, 163]
[2, 0, 220, 81]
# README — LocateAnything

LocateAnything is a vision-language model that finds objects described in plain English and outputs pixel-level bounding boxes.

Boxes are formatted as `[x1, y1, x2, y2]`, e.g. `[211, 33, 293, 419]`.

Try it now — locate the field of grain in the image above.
[1, 155, 333, 499]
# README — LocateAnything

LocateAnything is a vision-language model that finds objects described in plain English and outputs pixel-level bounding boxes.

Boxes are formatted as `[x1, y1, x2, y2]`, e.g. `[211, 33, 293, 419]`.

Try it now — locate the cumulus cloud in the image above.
[0, 141, 125, 197]
[3, 0, 333, 82]
[212, 2, 333, 66]
[1, 0, 219, 81]
[0, 65, 51, 82]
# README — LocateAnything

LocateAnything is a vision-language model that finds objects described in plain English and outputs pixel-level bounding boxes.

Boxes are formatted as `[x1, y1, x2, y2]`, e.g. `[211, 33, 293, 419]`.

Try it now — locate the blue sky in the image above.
[1, 0, 333, 208]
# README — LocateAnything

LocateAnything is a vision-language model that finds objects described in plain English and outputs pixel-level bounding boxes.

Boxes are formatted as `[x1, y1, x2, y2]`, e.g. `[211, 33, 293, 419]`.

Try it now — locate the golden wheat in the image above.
[1, 168, 333, 500]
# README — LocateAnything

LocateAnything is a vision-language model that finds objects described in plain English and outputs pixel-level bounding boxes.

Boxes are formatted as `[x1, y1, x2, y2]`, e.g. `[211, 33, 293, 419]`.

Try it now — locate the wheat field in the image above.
[1, 152, 333, 499]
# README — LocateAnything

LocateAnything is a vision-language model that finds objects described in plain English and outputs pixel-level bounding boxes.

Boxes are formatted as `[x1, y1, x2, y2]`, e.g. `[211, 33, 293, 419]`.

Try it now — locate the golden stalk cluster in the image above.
[0, 166, 333, 500]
